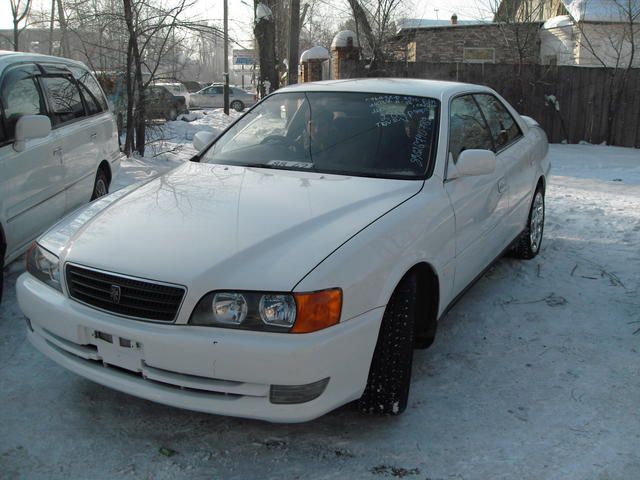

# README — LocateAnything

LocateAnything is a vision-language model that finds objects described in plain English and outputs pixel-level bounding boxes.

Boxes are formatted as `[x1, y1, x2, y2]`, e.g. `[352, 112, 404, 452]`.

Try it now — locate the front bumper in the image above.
[17, 273, 383, 423]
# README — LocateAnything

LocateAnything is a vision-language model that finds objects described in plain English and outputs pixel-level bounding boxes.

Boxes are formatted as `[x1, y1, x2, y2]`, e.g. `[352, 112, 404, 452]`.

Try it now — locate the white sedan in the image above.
[17, 79, 549, 423]
[190, 84, 256, 111]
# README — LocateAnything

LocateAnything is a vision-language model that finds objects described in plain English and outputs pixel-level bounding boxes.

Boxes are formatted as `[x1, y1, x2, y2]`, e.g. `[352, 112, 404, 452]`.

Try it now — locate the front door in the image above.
[444, 94, 509, 295]
[0, 63, 65, 260]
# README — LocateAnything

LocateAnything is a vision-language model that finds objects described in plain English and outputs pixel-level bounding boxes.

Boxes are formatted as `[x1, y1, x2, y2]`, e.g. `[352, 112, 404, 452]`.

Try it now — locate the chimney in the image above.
[451, 13, 458, 25]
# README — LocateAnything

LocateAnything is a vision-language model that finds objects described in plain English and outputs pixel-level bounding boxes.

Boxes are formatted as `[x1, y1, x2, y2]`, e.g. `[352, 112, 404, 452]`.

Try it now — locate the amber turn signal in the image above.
[291, 289, 342, 333]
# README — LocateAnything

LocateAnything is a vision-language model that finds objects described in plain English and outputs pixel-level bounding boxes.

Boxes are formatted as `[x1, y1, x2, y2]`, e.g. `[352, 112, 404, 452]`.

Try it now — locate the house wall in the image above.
[395, 24, 542, 65]
[575, 23, 640, 67]
[540, 23, 640, 67]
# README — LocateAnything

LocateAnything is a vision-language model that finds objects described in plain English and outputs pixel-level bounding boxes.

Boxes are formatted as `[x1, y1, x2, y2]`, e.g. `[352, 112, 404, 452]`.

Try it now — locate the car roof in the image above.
[278, 78, 493, 101]
[0, 50, 88, 73]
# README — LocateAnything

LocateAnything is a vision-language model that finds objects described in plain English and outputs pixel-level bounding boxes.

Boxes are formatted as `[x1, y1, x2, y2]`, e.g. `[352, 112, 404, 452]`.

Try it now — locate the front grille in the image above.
[66, 264, 185, 322]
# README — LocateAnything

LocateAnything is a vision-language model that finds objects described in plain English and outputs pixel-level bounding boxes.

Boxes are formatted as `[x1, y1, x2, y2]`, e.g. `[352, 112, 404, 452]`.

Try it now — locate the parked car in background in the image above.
[146, 85, 188, 120]
[153, 81, 190, 108]
[17, 79, 549, 421]
[190, 84, 256, 111]
[0, 50, 121, 302]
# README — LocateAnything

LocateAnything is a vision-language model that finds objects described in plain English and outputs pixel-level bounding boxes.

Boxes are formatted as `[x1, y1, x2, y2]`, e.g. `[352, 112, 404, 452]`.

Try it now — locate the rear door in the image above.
[66, 65, 114, 210]
[444, 94, 508, 295]
[39, 64, 96, 214]
[0, 63, 64, 259]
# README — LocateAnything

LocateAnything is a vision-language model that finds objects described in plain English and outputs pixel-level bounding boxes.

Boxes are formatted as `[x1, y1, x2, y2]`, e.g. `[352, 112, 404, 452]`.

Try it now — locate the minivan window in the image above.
[1, 64, 46, 141]
[201, 91, 440, 179]
[70, 67, 108, 114]
[41, 76, 85, 125]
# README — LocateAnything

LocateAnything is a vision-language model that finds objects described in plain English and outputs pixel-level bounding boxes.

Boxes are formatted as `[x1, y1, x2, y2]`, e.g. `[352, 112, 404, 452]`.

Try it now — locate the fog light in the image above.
[269, 377, 330, 404]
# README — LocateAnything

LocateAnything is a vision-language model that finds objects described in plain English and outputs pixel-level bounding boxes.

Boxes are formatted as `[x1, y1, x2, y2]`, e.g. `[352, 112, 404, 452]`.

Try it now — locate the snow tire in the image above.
[358, 273, 417, 415]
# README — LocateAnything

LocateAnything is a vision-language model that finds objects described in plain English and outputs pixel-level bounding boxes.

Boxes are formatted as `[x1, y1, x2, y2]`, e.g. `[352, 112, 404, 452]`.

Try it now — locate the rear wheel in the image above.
[230, 100, 244, 112]
[513, 187, 545, 259]
[358, 273, 417, 415]
[91, 168, 109, 201]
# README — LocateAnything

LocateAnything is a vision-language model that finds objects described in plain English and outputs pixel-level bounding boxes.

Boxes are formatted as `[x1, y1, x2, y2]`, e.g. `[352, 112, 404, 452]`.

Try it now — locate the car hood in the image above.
[64, 162, 422, 294]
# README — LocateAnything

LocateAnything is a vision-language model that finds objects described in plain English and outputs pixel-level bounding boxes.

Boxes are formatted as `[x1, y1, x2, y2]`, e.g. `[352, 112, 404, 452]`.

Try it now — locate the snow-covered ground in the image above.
[1, 113, 639, 479]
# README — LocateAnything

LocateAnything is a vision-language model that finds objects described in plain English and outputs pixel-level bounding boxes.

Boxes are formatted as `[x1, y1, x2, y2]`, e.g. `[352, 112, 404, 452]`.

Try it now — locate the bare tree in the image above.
[254, 1, 279, 96]
[491, 0, 547, 67]
[10, 0, 32, 51]
[346, 0, 403, 68]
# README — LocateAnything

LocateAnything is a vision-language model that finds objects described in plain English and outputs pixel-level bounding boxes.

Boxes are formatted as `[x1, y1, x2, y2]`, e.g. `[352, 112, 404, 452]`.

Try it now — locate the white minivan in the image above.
[0, 51, 121, 301]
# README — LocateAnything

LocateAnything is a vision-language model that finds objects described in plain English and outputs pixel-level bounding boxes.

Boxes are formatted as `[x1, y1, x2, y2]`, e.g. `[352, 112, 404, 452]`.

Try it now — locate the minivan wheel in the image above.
[91, 169, 109, 201]
[230, 100, 244, 112]
[513, 187, 545, 259]
[358, 273, 417, 415]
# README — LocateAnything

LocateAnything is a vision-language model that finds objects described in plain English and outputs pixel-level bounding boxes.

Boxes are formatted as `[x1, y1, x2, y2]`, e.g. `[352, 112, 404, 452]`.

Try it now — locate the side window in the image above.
[474, 94, 522, 151]
[0, 64, 46, 141]
[71, 67, 108, 115]
[211, 86, 223, 94]
[40, 76, 85, 125]
[449, 95, 494, 162]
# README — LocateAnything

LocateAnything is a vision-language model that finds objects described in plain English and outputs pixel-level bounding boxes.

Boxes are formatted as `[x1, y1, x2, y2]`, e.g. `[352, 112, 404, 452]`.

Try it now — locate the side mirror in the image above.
[193, 131, 217, 151]
[455, 149, 497, 177]
[14, 115, 52, 152]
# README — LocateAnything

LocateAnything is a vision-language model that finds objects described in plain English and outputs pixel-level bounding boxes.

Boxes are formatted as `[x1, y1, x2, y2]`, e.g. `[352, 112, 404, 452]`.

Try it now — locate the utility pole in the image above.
[223, 0, 230, 114]
[287, 0, 300, 85]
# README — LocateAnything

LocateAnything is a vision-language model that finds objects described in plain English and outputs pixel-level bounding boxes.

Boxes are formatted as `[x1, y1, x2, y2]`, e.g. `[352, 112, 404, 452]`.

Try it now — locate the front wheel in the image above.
[513, 187, 545, 259]
[230, 100, 244, 112]
[91, 169, 109, 201]
[358, 273, 417, 415]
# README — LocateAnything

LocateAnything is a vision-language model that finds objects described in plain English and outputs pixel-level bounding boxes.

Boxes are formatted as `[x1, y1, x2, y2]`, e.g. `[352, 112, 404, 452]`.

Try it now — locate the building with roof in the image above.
[392, 15, 541, 65]
[498, 0, 640, 67]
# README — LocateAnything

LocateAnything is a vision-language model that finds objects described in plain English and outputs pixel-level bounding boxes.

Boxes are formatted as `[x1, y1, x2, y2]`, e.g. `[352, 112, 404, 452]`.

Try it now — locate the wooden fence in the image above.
[373, 62, 640, 148]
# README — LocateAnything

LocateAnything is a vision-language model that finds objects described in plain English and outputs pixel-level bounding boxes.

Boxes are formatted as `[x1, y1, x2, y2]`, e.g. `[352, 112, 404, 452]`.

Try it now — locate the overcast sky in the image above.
[0, 0, 494, 48]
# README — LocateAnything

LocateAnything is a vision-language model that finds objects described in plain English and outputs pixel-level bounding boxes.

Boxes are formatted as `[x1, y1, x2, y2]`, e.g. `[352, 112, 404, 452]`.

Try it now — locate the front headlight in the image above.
[26, 243, 62, 292]
[189, 289, 341, 333]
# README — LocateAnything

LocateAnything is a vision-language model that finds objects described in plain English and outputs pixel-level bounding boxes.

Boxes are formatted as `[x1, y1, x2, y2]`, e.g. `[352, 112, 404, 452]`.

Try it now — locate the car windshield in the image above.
[201, 91, 440, 179]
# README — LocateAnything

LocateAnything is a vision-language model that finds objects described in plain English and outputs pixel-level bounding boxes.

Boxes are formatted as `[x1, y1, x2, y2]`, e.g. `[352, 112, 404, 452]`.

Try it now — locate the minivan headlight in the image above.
[26, 243, 62, 292]
[189, 289, 341, 333]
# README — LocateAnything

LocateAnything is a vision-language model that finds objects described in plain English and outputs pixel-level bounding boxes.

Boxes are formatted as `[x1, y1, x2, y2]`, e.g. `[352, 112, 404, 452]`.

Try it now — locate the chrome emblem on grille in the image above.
[110, 285, 122, 304]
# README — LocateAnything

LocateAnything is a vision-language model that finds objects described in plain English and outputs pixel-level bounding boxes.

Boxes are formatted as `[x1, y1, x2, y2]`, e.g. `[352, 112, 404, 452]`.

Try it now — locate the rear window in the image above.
[70, 67, 108, 114]
[202, 91, 440, 179]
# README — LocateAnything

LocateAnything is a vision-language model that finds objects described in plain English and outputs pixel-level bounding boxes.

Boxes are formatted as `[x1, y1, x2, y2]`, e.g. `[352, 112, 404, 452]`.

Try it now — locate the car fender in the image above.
[294, 177, 456, 322]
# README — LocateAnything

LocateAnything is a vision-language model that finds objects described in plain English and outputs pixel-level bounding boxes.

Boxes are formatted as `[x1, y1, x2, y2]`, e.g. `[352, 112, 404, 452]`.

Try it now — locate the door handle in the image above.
[90, 132, 98, 140]
[497, 178, 507, 194]
[53, 146, 63, 164]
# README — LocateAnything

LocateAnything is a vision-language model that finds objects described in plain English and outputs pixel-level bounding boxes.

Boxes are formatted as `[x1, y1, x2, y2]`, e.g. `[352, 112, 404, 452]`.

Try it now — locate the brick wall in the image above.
[393, 23, 542, 65]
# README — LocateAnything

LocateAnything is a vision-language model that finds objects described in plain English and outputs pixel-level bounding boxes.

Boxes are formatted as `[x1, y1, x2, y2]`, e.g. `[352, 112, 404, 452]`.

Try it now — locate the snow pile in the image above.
[543, 15, 574, 29]
[115, 108, 239, 190]
[300, 46, 330, 62]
